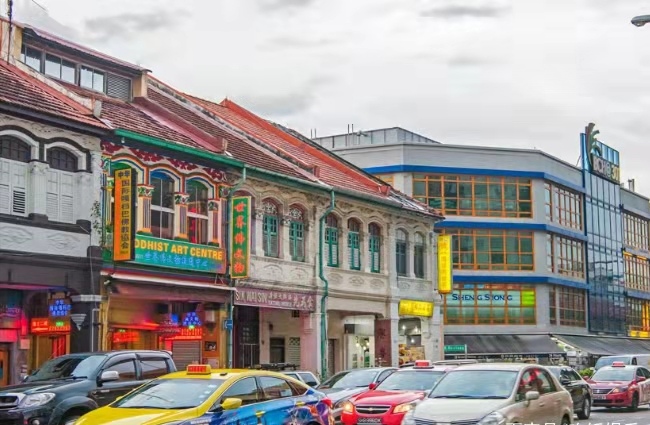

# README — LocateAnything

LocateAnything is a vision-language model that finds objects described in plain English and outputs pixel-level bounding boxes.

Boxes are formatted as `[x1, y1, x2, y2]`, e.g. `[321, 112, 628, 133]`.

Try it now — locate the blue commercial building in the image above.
[313, 124, 650, 365]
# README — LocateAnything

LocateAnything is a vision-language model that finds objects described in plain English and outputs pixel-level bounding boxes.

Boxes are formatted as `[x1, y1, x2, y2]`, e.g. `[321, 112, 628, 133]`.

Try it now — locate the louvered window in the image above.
[107, 73, 132, 101]
[369, 223, 381, 273]
[396, 229, 408, 277]
[262, 201, 279, 258]
[288, 206, 305, 262]
[46, 148, 77, 223]
[348, 219, 361, 270]
[414, 232, 425, 278]
[0, 137, 30, 216]
[325, 214, 339, 267]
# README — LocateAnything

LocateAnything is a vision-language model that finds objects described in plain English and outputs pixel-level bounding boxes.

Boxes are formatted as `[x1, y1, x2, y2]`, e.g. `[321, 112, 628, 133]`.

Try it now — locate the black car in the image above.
[0, 350, 176, 425]
[317, 367, 396, 424]
[546, 365, 592, 419]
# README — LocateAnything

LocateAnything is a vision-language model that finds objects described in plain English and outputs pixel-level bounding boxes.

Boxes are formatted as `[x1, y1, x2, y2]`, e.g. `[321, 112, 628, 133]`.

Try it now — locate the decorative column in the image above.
[28, 161, 48, 217]
[136, 185, 154, 234]
[173, 192, 190, 240]
[207, 199, 223, 247]
[409, 239, 417, 278]
[254, 209, 265, 256]
[282, 216, 292, 261]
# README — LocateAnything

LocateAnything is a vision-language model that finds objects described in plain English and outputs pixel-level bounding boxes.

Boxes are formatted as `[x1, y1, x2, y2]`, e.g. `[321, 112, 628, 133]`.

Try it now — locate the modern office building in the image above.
[313, 125, 650, 365]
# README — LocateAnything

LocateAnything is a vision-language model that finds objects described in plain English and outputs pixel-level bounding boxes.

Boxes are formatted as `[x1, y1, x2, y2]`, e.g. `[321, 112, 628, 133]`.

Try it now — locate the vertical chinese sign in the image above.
[437, 234, 452, 294]
[230, 196, 251, 279]
[113, 168, 137, 261]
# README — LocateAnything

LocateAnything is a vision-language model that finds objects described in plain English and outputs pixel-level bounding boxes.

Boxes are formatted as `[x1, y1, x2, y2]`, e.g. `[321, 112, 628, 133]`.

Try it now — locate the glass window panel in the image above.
[24, 47, 42, 71]
[45, 54, 61, 78]
[80, 66, 94, 89]
[93, 70, 105, 92]
[413, 181, 426, 196]
[61, 60, 76, 83]
[427, 181, 441, 197]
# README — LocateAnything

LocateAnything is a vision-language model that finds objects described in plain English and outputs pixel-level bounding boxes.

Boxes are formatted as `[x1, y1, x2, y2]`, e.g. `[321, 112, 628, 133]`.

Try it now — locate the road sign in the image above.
[223, 319, 233, 330]
[444, 344, 467, 354]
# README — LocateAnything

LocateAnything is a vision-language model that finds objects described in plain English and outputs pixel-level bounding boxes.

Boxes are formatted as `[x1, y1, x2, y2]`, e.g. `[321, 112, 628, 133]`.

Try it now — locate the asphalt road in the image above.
[575, 406, 650, 425]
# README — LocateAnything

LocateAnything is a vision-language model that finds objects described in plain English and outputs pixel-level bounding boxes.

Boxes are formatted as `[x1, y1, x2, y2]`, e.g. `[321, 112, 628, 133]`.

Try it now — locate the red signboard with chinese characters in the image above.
[230, 196, 251, 279]
[31, 318, 70, 334]
[112, 329, 140, 344]
[234, 287, 316, 311]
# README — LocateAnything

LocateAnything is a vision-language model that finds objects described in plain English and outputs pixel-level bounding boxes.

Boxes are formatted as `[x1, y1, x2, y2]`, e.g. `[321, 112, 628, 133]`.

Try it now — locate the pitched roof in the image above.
[0, 60, 107, 130]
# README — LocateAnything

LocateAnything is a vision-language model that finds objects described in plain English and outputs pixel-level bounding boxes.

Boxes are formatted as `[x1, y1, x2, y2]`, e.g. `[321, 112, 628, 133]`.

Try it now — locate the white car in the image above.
[401, 363, 574, 425]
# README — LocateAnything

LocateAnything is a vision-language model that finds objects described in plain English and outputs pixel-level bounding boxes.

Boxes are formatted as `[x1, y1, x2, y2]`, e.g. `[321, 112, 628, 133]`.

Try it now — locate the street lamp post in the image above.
[632, 15, 650, 27]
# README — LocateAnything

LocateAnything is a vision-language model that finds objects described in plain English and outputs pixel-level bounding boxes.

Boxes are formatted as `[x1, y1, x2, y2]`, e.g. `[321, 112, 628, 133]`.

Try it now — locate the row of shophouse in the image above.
[0, 18, 445, 385]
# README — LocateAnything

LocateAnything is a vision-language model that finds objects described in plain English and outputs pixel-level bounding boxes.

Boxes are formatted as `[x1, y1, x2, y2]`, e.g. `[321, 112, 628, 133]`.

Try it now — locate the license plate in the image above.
[358, 419, 382, 424]
[593, 395, 607, 400]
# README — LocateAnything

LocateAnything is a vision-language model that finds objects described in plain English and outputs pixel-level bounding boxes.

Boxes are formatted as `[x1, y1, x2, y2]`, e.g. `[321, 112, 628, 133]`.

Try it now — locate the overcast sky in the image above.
[8, 0, 650, 193]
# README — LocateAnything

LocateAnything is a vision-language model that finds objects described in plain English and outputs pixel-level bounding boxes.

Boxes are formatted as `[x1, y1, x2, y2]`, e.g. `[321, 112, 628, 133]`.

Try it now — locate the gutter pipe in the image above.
[225, 166, 247, 368]
[319, 190, 336, 379]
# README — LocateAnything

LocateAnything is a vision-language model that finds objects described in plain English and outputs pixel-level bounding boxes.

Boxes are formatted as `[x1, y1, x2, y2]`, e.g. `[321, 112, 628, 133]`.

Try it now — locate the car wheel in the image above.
[62, 415, 81, 425]
[577, 396, 591, 420]
[560, 415, 570, 425]
[628, 393, 639, 412]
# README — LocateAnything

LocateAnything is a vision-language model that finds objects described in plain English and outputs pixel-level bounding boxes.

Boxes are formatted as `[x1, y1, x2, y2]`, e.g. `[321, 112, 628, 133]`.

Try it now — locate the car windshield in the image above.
[546, 368, 561, 378]
[595, 357, 630, 369]
[26, 355, 107, 382]
[114, 379, 226, 409]
[376, 371, 444, 391]
[319, 369, 379, 389]
[429, 370, 518, 399]
[592, 368, 635, 382]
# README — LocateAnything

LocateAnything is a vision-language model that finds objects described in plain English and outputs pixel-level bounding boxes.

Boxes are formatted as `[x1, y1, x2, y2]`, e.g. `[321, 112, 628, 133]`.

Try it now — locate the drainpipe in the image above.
[225, 166, 247, 368]
[319, 190, 336, 379]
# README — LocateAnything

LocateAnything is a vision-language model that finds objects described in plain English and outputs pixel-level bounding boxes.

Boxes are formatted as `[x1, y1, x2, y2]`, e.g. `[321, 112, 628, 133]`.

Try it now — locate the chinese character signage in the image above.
[230, 196, 251, 279]
[398, 299, 434, 317]
[581, 123, 620, 183]
[31, 318, 70, 334]
[134, 235, 226, 274]
[437, 234, 452, 294]
[113, 168, 136, 261]
[234, 287, 316, 311]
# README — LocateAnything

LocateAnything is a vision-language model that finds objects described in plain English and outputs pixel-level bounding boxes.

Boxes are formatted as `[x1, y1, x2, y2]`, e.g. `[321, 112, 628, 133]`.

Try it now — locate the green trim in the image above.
[136, 230, 152, 235]
[208, 242, 221, 247]
[174, 236, 189, 241]
[114, 129, 244, 169]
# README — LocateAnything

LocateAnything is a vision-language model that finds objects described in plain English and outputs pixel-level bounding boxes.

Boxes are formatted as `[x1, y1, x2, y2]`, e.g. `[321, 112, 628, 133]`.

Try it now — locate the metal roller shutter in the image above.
[287, 337, 301, 365]
[172, 341, 201, 370]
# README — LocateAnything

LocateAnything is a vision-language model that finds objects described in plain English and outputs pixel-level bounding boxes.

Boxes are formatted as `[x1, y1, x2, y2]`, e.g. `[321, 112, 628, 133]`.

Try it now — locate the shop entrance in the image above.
[234, 306, 259, 368]
[0, 349, 8, 387]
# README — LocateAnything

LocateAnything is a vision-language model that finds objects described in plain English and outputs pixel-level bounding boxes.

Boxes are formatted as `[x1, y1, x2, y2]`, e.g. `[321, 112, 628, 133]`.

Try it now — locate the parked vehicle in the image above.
[75, 364, 333, 425]
[253, 362, 321, 388]
[546, 365, 592, 419]
[595, 354, 650, 370]
[402, 363, 574, 425]
[588, 361, 650, 411]
[317, 367, 396, 423]
[0, 350, 176, 425]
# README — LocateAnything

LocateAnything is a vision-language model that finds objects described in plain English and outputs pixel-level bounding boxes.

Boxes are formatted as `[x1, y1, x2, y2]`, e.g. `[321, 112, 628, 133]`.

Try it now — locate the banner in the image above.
[437, 234, 452, 294]
[113, 168, 136, 261]
[133, 235, 226, 273]
[230, 196, 251, 279]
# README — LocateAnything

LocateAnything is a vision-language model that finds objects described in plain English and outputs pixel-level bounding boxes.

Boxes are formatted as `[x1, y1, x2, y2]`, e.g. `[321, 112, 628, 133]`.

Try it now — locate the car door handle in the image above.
[255, 411, 265, 418]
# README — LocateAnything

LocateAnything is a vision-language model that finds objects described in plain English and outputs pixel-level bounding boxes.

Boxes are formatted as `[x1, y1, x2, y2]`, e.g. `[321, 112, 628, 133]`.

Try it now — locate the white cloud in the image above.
[9, 0, 650, 192]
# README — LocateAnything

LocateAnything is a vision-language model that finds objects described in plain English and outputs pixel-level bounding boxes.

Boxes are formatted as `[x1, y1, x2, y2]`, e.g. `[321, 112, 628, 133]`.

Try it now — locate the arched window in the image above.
[47, 147, 77, 171]
[0, 136, 30, 216]
[262, 200, 280, 258]
[151, 171, 175, 239]
[46, 147, 77, 223]
[288, 206, 306, 262]
[348, 219, 361, 271]
[369, 223, 381, 273]
[325, 214, 339, 267]
[396, 229, 408, 276]
[187, 180, 209, 244]
[414, 232, 425, 278]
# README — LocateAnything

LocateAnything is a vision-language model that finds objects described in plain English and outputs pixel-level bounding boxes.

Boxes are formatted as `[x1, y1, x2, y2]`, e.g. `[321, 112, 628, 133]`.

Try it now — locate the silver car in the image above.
[401, 363, 574, 425]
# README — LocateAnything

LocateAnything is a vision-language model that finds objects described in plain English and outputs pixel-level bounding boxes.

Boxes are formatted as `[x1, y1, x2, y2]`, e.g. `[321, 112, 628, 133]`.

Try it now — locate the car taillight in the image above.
[321, 397, 333, 408]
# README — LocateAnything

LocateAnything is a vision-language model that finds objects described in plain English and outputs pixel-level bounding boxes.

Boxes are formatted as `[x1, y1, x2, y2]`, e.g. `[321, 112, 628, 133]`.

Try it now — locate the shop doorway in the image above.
[0, 350, 8, 386]
[270, 338, 285, 363]
[234, 306, 259, 368]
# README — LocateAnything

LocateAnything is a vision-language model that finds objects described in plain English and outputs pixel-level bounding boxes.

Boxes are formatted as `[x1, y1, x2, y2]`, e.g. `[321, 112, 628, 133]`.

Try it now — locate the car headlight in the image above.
[400, 409, 416, 425]
[611, 387, 628, 393]
[334, 398, 348, 409]
[341, 401, 354, 413]
[477, 411, 506, 425]
[18, 393, 56, 408]
[394, 402, 415, 414]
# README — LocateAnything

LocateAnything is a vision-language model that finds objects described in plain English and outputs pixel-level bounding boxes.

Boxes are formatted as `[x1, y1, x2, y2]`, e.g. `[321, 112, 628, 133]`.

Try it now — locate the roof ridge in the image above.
[221, 99, 383, 192]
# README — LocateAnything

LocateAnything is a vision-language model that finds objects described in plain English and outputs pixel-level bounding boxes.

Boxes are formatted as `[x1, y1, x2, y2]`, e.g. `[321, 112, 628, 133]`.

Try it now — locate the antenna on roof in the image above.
[6, 0, 14, 63]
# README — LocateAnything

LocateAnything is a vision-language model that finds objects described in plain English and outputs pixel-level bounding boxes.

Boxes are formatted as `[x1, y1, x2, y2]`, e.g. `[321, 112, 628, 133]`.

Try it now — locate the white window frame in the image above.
[0, 158, 28, 216]
[187, 181, 209, 245]
[151, 174, 175, 239]
[46, 168, 75, 223]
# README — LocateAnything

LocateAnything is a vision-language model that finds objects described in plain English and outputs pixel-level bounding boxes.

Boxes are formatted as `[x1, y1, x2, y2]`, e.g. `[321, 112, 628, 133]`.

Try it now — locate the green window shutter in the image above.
[326, 226, 339, 267]
[263, 214, 279, 257]
[289, 221, 305, 262]
[369, 235, 381, 273]
[348, 231, 361, 270]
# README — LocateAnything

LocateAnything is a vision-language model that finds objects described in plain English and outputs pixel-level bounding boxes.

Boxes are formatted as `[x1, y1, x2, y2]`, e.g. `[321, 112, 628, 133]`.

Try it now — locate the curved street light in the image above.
[632, 15, 650, 27]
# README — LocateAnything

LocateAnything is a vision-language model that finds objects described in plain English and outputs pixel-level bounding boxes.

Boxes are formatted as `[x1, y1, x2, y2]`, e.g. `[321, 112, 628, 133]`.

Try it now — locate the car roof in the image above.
[452, 362, 534, 372]
[163, 369, 296, 380]
[50, 350, 172, 357]
[599, 365, 638, 370]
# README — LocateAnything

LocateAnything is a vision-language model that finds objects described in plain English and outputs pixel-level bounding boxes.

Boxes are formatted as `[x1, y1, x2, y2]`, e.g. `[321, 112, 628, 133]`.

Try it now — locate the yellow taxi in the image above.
[74, 364, 334, 425]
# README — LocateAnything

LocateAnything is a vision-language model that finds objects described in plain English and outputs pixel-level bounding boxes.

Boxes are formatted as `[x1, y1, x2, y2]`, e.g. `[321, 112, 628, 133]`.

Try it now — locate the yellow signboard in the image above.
[113, 168, 136, 261]
[399, 300, 434, 317]
[437, 234, 452, 294]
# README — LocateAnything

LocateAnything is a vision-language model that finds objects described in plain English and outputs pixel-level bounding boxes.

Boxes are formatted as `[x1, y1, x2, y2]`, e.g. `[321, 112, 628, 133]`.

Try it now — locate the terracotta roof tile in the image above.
[0, 60, 107, 129]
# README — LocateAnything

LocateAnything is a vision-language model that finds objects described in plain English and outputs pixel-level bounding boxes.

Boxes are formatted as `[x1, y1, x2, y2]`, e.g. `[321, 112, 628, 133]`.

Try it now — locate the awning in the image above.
[445, 334, 565, 356]
[553, 334, 650, 356]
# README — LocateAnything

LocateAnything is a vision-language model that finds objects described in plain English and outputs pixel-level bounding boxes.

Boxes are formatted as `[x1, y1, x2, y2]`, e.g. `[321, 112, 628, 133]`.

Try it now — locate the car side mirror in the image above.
[221, 398, 243, 411]
[98, 371, 120, 383]
[525, 391, 540, 405]
[368, 383, 377, 390]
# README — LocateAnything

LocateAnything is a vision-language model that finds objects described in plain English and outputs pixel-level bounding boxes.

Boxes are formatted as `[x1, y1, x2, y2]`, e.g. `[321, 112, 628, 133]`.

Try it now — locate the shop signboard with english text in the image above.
[234, 287, 316, 311]
[133, 235, 226, 273]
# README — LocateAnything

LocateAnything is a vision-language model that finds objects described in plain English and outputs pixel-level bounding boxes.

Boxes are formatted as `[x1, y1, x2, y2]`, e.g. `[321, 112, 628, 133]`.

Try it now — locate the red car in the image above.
[340, 361, 449, 425]
[588, 361, 650, 411]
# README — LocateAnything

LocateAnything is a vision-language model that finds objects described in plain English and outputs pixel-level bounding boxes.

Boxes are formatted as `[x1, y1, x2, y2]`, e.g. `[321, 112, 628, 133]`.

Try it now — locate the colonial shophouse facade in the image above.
[1, 17, 445, 379]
